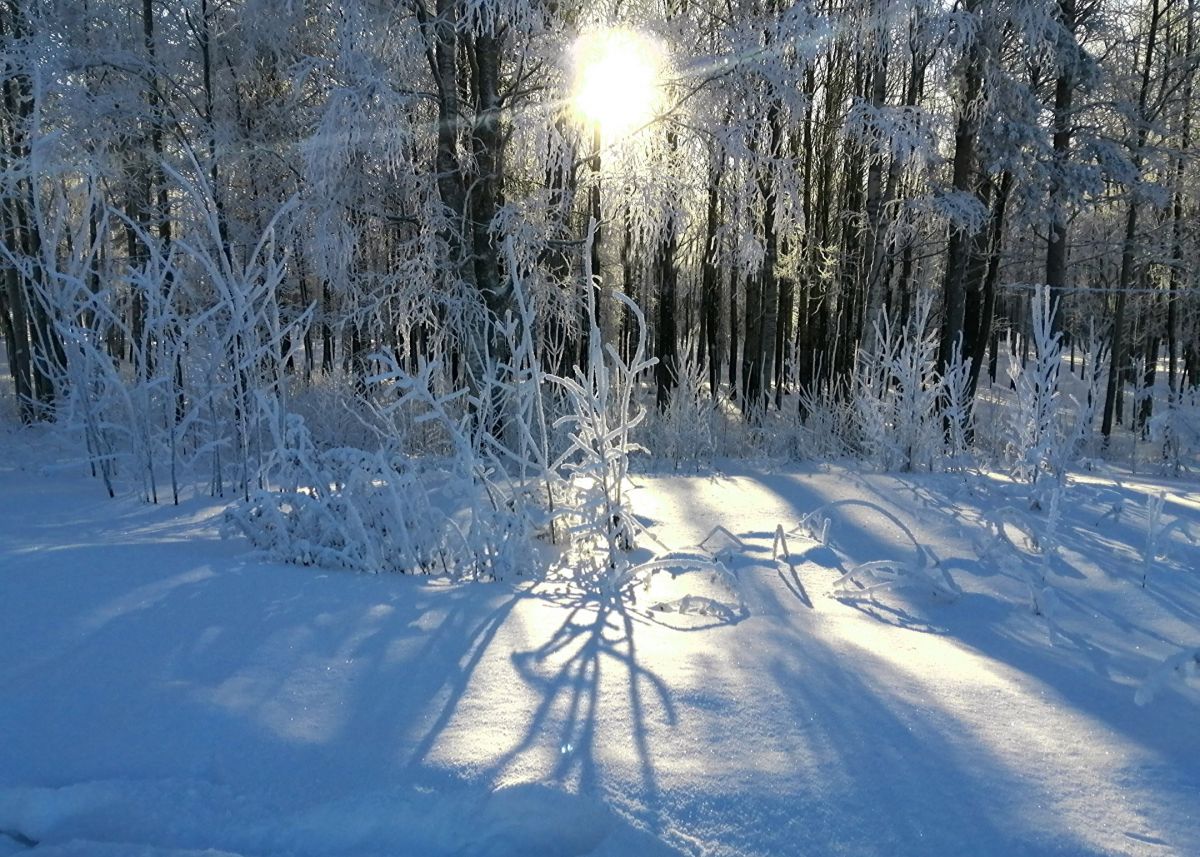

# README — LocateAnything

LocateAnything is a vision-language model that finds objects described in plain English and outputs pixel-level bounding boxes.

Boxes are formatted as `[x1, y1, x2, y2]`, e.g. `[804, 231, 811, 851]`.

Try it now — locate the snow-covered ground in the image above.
[2, 424, 1198, 856]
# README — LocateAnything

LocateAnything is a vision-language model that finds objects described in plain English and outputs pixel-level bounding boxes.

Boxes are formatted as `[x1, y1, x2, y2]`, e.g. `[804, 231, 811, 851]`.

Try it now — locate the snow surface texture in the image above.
[2, 427, 1199, 856]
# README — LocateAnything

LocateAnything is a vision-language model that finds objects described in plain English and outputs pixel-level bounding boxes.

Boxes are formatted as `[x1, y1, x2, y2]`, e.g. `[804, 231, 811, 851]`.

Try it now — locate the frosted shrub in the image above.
[29, 175, 311, 505]
[852, 334, 892, 466]
[360, 351, 551, 578]
[643, 338, 717, 469]
[226, 415, 448, 574]
[785, 374, 852, 461]
[287, 371, 391, 453]
[851, 294, 943, 471]
[228, 355, 545, 580]
[12, 197, 161, 501]
[227, 224, 660, 581]
[1139, 491, 1198, 588]
[226, 224, 658, 581]
[1003, 287, 1074, 509]
[1070, 327, 1106, 464]
[551, 224, 656, 570]
[484, 242, 569, 541]
[940, 341, 974, 469]
[552, 288, 655, 569]
[1150, 385, 1200, 476]
[833, 551, 962, 602]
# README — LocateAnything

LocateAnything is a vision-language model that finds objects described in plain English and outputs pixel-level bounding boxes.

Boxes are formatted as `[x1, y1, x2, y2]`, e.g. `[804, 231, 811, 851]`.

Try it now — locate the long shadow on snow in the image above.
[8, 465, 1198, 855]
[744, 468, 951, 568]
[721, 467, 1200, 807]
[935, 599, 1200, 791]
[747, 644, 1087, 857]
[807, 472, 1196, 789]
[1, 531, 523, 792]
[475, 571, 693, 836]
[2, 523, 693, 854]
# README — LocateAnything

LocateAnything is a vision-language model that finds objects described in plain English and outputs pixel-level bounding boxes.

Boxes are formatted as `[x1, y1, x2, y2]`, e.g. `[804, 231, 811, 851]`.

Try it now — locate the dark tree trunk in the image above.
[939, 10, 985, 373]
[655, 219, 678, 410]
[728, 271, 739, 396]
[967, 173, 1012, 400]
[469, 31, 505, 320]
[1045, 0, 1077, 333]
[701, 157, 721, 397]
[1103, 0, 1161, 439]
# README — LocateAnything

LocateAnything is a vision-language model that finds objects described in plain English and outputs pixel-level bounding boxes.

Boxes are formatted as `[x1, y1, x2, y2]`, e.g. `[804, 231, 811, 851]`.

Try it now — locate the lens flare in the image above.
[572, 29, 663, 137]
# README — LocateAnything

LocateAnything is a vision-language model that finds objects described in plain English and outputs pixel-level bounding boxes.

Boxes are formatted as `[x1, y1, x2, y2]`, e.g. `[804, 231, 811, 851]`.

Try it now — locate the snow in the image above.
[2, 425, 1199, 856]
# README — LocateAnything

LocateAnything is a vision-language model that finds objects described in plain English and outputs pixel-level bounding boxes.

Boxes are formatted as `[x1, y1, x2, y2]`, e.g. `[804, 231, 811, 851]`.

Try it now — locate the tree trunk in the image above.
[1102, 0, 1162, 439]
[701, 154, 721, 397]
[469, 31, 505, 320]
[728, 271, 739, 395]
[655, 218, 678, 410]
[1167, 0, 1194, 397]
[1045, 0, 1077, 333]
[939, 9, 985, 373]
[967, 172, 1012, 399]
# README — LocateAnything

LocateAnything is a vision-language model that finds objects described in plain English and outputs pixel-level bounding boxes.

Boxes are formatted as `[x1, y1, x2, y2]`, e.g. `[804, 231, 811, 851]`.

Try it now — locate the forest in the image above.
[2, 0, 1197, 439]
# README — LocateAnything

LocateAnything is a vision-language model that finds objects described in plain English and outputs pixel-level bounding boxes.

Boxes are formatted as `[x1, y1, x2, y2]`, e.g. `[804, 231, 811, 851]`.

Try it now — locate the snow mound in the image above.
[1136, 648, 1200, 706]
[614, 527, 750, 626]
[0, 779, 676, 857]
[624, 553, 747, 625]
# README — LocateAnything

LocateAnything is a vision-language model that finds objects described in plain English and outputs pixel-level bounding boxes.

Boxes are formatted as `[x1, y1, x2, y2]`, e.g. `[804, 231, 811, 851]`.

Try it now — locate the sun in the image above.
[572, 29, 663, 138]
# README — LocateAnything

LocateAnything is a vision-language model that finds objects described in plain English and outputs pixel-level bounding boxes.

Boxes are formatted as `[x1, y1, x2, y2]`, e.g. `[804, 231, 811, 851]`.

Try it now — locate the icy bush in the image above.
[226, 224, 666, 582]
[1070, 327, 1106, 464]
[940, 341, 975, 468]
[630, 555, 746, 624]
[225, 416, 449, 574]
[482, 243, 570, 544]
[287, 371, 394, 453]
[641, 338, 718, 469]
[31, 191, 308, 505]
[795, 509, 832, 547]
[1150, 384, 1200, 476]
[551, 287, 655, 570]
[788, 377, 853, 461]
[851, 293, 944, 471]
[226, 360, 547, 580]
[1001, 287, 1091, 510]
[1139, 491, 1198, 588]
[1004, 296, 1061, 497]
[833, 550, 961, 602]
[609, 526, 748, 624]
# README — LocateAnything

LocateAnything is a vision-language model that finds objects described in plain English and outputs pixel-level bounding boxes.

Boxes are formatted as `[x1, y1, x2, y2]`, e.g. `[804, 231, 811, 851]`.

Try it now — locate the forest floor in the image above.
[2, 422, 1199, 856]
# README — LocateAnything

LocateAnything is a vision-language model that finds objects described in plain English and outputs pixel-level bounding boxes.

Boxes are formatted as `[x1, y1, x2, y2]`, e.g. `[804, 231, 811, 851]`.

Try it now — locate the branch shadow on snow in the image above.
[1, 528, 690, 855]
[775, 559, 814, 609]
[492, 576, 677, 821]
[834, 594, 950, 634]
[718, 465, 1200, 778]
[5, 462, 1200, 856]
[745, 646, 1060, 856]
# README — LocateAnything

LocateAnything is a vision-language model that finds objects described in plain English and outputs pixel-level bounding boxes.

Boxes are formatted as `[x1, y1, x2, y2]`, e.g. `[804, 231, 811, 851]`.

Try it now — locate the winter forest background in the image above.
[3, 0, 1199, 493]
